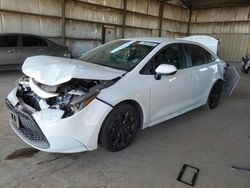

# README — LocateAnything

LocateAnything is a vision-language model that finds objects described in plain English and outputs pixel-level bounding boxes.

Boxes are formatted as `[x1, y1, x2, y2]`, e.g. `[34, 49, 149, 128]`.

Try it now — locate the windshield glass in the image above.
[79, 40, 159, 71]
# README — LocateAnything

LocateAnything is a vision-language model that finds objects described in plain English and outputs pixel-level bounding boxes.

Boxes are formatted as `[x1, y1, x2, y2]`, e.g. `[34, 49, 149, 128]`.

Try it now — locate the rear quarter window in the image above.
[187, 44, 205, 66]
[203, 49, 216, 63]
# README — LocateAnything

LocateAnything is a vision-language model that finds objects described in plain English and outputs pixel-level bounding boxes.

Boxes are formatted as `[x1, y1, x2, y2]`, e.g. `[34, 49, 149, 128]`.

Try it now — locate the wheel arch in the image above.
[97, 99, 144, 146]
[115, 100, 144, 129]
[213, 78, 223, 89]
[205, 78, 223, 103]
[210, 78, 223, 91]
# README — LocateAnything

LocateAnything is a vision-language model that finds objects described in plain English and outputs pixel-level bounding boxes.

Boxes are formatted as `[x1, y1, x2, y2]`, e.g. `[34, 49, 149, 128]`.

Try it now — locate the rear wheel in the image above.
[99, 104, 140, 152]
[207, 81, 222, 110]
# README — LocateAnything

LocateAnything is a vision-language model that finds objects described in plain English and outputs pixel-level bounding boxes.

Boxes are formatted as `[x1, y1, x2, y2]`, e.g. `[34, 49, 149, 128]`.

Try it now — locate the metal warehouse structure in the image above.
[0, 0, 250, 61]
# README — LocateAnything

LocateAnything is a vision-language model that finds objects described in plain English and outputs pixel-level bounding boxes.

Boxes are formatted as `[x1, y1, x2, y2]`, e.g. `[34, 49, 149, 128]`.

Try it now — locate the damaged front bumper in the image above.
[6, 88, 112, 153]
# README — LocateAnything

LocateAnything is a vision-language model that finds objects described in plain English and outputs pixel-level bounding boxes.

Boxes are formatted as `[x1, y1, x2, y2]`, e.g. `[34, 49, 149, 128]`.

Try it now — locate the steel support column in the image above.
[122, 0, 127, 38]
[62, 0, 66, 45]
[158, 1, 164, 37]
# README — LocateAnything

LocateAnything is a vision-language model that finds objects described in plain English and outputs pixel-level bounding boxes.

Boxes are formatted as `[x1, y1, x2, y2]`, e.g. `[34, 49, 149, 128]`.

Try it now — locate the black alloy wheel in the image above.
[99, 104, 140, 152]
[207, 81, 222, 110]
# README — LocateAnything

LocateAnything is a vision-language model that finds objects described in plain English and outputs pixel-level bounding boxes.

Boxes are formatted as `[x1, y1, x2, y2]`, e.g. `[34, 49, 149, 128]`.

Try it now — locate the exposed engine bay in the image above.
[16, 76, 117, 118]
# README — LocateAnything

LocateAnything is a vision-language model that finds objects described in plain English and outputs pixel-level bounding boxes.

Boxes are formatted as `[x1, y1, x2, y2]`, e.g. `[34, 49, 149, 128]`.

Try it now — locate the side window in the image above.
[140, 44, 188, 75]
[0, 36, 18, 47]
[203, 49, 216, 63]
[188, 44, 205, 66]
[154, 45, 187, 70]
[22, 36, 48, 47]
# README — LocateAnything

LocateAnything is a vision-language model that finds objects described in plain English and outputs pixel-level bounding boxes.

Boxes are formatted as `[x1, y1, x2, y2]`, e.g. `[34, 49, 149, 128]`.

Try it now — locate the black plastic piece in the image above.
[177, 164, 199, 187]
[232, 166, 250, 172]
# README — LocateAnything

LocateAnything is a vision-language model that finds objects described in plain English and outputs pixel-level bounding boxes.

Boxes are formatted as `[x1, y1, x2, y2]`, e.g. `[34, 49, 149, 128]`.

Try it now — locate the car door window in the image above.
[203, 49, 215, 63]
[140, 44, 187, 74]
[155, 45, 187, 70]
[187, 44, 205, 66]
[0, 36, 18, 47]
[22, 36, 48, 47]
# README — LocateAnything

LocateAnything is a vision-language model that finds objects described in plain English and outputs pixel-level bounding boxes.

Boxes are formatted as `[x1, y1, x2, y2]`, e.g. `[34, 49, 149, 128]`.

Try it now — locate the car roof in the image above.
[121, 37, 216, 55]
[121, 37, 185, 44]
[0, 33, 62, 47]
[0, 33, 46, 37]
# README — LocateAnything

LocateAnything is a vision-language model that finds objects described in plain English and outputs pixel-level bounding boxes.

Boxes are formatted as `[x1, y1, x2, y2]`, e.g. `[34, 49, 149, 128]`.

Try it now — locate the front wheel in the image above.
[207, 81, 222, 110]
[99, 104, 140, 152]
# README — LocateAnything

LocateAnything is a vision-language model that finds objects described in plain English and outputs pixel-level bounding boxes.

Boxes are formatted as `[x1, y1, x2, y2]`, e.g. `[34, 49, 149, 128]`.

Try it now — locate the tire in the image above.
[207, 81, 222, 110]
[244, 68, 249, 74]
[99, 104, 140, 152]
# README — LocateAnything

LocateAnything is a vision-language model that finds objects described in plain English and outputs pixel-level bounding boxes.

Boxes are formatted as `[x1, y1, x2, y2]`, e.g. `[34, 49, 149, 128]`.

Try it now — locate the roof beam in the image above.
[190, 0, 250, 9]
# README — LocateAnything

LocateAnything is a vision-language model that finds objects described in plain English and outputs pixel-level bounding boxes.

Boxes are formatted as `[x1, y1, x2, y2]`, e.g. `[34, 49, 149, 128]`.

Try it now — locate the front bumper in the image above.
[6, 88, 112, 153]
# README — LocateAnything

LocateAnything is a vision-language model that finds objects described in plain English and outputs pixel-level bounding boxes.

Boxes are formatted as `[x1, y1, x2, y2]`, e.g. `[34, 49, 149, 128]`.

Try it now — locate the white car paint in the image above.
[6, 37, 228, 153]
[22, 55, 126, 86]
[155, 64, 177, 75]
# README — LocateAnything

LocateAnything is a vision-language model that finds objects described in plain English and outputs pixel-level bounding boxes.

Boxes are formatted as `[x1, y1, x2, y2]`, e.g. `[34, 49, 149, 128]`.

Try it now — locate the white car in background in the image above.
[6, 37, 237, 153]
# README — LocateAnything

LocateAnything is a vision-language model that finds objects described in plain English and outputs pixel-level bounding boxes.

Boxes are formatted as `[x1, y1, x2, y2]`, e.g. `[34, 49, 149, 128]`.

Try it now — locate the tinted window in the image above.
[0, 36, 18, 47]
[140, 44, 188, 74]
[155, 45, 187, 70]
[203, 49, 215, 63]
[22, 36, 48, 47]
[188, 45, 205, 66]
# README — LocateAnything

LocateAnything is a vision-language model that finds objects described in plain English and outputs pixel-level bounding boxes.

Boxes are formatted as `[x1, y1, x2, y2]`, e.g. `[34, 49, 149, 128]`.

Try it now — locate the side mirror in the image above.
[154, 64, 177, 80]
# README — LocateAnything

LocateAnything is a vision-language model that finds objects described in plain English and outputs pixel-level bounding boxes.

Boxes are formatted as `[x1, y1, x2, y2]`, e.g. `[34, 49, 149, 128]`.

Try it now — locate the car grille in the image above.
[6, 99, 50, 149]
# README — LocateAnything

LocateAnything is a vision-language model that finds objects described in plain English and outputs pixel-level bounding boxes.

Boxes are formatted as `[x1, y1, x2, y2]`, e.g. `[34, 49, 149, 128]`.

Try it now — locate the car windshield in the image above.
[79, 40, 159, 71]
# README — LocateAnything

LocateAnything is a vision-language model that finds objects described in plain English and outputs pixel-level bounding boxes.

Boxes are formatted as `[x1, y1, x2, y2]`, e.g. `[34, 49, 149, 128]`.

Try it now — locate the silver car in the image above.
[0, 33, 70, 70]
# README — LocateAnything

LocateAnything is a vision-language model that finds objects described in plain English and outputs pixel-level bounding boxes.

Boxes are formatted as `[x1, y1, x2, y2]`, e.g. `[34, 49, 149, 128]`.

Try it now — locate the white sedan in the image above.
[6, 37, 235, 153]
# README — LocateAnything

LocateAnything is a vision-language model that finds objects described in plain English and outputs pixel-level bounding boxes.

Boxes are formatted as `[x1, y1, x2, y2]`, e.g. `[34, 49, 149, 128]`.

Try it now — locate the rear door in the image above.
[0, 35, 20, 67]
[185, 44, 216, 105]
[18, 35, 50, 63]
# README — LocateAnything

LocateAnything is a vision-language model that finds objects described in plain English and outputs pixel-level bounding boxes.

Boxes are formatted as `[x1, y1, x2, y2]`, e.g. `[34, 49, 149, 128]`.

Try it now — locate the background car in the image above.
[0, 33, 71, 71]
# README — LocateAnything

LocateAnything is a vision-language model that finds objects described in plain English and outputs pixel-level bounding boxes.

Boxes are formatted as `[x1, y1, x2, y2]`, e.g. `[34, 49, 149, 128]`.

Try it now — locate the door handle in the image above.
[8, 49, 17, 53]
[184, 73, 192, 79]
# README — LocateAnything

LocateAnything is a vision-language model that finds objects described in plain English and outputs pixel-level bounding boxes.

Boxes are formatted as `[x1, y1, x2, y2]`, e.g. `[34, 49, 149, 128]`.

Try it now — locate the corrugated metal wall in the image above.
[212, 34, 250, 62]
[1, 0, 249, 62]
[0, 0, 189, 58]
[0, 0, 63, 45]
[190, 6, 250, 62]
[161, 3, 189, 38]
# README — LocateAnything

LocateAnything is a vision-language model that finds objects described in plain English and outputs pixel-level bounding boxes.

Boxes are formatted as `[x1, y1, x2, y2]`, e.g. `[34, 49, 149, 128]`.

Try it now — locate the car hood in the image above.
[22, 55, 126, 86]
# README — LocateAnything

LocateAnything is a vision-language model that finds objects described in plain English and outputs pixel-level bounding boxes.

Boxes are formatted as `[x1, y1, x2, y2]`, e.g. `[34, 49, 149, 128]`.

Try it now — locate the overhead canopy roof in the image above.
[179, 0, 250, 9]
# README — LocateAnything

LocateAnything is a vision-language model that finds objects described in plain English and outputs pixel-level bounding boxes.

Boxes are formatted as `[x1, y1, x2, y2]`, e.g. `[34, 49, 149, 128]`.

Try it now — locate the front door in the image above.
[149, 44, 194, 122]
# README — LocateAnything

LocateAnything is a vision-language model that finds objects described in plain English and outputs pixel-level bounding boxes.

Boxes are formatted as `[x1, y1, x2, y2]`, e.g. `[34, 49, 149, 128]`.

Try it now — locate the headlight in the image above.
[69, 91, 98, 112]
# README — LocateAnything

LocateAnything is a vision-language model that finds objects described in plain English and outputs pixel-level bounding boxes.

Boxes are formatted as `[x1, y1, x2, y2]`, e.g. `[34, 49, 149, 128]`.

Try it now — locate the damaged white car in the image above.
[6, 37, 239, 153]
